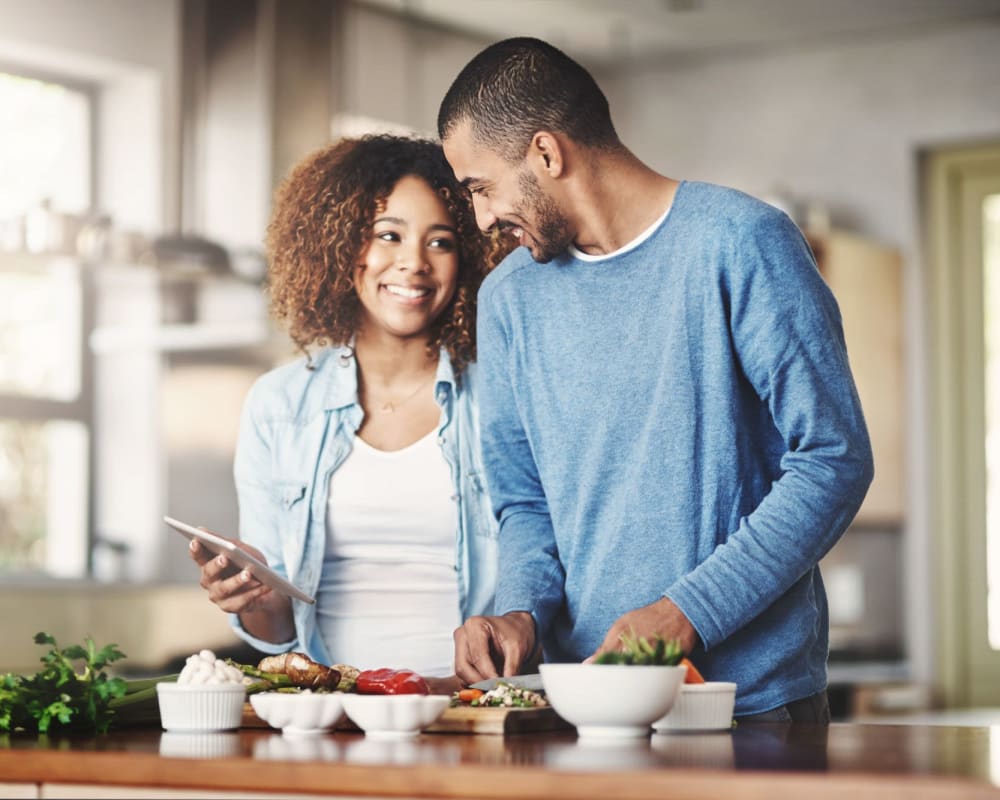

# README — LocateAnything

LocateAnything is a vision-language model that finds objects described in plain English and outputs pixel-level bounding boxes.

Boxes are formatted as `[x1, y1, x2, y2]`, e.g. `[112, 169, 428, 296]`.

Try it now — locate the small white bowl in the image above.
[156, 682, 246, 732]
[539, 663, 686, 740]
[652, 682, 736, 732]
[340, 694, 450, 739]
[249, 691, 345, 736]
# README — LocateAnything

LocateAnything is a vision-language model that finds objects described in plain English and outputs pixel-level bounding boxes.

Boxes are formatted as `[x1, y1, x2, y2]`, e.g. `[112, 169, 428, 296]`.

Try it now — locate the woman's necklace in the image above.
[365, 374, 434, 414]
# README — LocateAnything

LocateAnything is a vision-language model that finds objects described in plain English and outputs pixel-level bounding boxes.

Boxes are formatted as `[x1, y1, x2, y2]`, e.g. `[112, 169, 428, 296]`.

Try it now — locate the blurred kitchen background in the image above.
[1, 0, 999, 720]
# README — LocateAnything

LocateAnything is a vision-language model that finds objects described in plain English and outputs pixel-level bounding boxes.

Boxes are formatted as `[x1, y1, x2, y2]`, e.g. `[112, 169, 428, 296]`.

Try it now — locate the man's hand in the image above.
[453, 612, 536, 685]
[588, 597, 699, 661]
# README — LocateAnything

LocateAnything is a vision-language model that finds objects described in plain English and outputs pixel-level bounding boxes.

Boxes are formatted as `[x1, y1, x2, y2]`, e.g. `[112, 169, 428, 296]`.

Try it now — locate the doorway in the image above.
[926, 142, 1000, 708]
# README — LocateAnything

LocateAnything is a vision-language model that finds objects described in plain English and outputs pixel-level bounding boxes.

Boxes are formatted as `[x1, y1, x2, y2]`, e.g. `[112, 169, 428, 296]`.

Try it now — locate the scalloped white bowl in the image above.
[250, 691, 346, 736]
[652, 682, 736, 732]
[539, 663, 686, 739]
[340, 694, 450, 739]
[156, 682, 246, 732]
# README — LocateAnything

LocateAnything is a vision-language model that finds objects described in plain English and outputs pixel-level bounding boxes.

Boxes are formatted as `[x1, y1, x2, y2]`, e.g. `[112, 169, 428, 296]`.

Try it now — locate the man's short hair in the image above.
[438, 37, 621, 162]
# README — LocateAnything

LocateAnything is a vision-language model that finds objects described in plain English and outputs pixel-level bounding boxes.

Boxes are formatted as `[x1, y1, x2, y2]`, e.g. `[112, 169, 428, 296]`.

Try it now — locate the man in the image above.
[438, 37, 873, 721]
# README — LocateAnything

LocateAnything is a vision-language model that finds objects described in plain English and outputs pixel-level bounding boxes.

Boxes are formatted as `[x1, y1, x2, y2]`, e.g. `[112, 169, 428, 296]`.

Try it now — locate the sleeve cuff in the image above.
[228, 613, 298, 655]
[662, 586, 716, 651]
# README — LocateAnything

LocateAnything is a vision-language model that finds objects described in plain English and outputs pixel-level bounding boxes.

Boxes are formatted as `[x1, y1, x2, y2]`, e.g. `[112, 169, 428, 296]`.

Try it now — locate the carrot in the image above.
[457, 688, 485, 703]
[680, 657, 705, 684]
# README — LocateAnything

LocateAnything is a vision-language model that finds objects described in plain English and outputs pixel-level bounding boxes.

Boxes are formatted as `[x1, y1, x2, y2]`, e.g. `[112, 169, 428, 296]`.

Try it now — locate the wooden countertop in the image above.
[0, 723, 998, 799]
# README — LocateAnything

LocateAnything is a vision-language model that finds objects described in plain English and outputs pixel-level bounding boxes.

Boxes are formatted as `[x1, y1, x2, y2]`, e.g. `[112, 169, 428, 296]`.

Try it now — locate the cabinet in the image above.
[810, 231, 905, 526]
[810, 232, 907, 678]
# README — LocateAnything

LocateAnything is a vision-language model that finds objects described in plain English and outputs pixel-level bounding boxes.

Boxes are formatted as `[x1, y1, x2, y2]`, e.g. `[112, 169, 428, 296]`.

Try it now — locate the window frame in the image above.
[0, 62, 98, 579]
[926, 141, 1000, 707]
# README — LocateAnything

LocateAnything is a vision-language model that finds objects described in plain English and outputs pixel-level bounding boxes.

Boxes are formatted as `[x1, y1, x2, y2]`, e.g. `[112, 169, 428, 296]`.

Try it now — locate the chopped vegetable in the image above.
[355, 668, 429, 695]
[680, 657, 706, 684]
[0, 632, 128, 734]
[459, 681, 547, 708]
[593, 630, 684, 666]
[456, 688, 485, 704]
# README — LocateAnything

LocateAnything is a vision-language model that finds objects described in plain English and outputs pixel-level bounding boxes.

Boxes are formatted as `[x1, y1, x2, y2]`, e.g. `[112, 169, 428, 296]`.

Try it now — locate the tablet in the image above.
[164, 515, 315, 604]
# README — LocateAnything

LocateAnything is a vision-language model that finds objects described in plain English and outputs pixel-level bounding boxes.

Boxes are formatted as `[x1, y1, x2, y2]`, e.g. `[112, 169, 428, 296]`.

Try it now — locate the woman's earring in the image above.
[338, 346, 354, 367]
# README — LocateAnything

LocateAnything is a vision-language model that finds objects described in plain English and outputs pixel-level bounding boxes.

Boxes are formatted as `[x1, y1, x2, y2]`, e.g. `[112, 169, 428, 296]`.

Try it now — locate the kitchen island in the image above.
[0, 723, 997, 799]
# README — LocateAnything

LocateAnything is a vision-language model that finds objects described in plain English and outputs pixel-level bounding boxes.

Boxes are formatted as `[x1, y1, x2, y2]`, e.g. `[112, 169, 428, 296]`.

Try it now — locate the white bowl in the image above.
[340, 694, 450, 739]
[156, 682, 246, 732]
[539, 663, 686, 740]
[652, 682, 736, 732]
[249, 691, 345, 736]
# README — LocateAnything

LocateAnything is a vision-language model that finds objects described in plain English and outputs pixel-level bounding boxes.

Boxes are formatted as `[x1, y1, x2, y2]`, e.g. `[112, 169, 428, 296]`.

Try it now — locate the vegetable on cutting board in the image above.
[456, 688, 485, 704]
[455, 681, 547, 708]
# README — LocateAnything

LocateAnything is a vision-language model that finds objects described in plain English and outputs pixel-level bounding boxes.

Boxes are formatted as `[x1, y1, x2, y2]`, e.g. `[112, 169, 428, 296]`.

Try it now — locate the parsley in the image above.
[0, 632, 128, 734]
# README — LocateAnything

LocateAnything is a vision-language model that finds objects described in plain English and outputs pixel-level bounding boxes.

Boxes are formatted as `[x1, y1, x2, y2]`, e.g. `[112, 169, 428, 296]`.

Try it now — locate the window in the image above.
[0, 70, 93, 578]
[0, 70, 91, 227]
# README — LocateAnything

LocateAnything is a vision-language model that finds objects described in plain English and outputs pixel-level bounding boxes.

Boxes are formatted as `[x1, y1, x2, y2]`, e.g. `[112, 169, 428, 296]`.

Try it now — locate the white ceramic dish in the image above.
[539, 663, 686, 739]
[340, 694, 450, 739]
[156, 682, 246, 732]
[249, 691, 345, 736]
[652, 682, 736, 732]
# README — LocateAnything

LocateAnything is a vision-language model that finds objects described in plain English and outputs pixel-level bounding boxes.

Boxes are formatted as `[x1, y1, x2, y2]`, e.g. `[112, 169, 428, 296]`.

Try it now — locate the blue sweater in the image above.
[476, 180, 874, 715]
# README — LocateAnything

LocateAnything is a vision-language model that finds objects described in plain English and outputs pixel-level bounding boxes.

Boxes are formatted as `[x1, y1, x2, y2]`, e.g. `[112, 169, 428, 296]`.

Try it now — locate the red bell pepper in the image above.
[355, 668, 429, 695]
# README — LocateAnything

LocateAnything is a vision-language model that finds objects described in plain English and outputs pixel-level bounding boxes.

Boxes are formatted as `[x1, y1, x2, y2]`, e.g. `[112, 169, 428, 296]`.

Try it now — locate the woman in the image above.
[189, 135, 510, 691]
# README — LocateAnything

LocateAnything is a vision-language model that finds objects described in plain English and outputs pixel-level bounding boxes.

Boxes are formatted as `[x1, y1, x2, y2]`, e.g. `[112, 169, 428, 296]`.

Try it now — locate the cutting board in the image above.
[425, 704, 569, 735]
[242, 702, 569, 736]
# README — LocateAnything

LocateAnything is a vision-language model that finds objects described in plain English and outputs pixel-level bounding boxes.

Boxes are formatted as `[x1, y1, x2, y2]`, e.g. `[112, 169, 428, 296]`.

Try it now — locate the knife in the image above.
[469, 673, 544, 692]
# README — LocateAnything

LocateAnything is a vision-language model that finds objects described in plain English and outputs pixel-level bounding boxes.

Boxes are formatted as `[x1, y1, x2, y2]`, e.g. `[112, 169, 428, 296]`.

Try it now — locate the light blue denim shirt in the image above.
[228, 345, 498, 665]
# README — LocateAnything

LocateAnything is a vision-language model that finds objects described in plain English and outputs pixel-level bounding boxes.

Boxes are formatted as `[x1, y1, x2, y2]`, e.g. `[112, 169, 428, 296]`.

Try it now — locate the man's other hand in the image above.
[588, 597, 698, 661]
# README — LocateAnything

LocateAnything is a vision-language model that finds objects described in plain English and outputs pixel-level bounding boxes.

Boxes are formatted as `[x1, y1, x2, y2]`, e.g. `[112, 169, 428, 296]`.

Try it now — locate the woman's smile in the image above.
[381, 282, 435, 303]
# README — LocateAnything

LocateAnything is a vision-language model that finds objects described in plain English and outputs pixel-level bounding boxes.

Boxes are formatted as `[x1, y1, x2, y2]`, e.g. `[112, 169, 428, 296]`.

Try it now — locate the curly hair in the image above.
[265, 134, 510, 375]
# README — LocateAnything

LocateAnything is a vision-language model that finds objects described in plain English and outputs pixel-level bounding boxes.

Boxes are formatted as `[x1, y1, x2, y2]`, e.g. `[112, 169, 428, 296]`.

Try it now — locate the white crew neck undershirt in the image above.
[567, 197, 675, 262]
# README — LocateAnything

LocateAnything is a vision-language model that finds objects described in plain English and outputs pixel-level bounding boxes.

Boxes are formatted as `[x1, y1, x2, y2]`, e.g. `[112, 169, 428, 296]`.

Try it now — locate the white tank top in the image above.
[317, 430, 460, 677]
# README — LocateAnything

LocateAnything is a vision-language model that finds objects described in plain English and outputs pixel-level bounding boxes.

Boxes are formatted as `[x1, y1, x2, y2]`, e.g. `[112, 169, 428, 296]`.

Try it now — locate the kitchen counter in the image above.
[0, 723, 998, 799]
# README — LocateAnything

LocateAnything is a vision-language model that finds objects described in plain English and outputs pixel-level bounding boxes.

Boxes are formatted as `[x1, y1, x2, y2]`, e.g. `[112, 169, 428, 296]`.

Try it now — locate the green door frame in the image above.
[925, 142, 1000, 708]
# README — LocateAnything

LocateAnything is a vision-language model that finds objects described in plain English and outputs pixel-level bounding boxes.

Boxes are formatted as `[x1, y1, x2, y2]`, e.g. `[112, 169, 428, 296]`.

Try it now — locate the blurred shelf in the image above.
[89, 322, 275, 353]
[828, 660, 911, 685]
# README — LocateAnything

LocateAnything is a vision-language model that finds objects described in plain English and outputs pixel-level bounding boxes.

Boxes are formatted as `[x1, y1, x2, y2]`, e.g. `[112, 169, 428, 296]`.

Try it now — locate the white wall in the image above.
[608, 18, 1000, 686]
[610, 20, 1000, 246]
[338, 3, 489, 137]
[0, 0, 183, 233]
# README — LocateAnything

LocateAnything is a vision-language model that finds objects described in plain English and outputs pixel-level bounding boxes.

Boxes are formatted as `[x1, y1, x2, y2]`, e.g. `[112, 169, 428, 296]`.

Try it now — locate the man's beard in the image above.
[516, 169, 573, 264]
